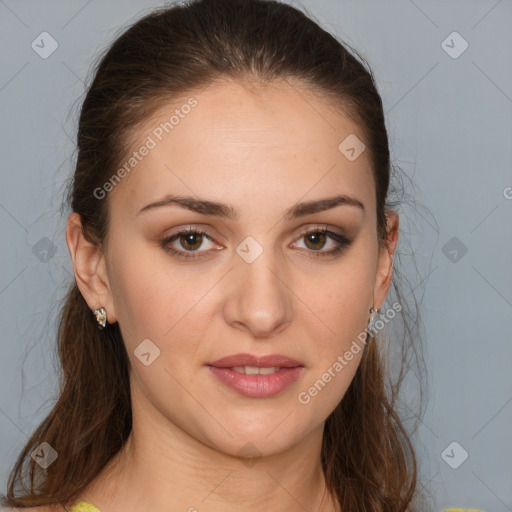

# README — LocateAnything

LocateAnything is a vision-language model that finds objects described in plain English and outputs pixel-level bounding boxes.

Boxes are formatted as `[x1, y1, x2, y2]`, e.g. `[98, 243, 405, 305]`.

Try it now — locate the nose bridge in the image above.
[226, 236, 292, 336]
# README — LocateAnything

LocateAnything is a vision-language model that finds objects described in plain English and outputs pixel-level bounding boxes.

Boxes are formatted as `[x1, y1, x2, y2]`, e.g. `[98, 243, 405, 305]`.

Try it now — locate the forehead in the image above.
[109, 78, 375, 218]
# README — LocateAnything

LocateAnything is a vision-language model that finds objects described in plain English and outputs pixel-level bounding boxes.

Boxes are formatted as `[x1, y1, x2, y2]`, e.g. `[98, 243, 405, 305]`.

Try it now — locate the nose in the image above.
[223, 246, 293, 338]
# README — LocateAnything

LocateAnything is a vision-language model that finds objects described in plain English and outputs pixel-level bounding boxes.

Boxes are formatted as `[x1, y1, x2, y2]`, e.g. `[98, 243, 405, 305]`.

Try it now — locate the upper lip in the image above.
[207, 353, 304, 368]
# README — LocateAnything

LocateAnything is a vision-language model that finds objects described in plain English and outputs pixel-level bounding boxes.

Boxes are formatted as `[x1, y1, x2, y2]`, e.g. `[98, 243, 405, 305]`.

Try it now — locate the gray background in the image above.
[0, 0, 511, 510]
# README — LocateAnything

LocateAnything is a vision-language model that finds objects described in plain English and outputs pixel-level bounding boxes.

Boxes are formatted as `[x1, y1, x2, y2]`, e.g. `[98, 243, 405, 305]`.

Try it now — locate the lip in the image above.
[207, 353, 304, 368]
[206, 353, 305, 398]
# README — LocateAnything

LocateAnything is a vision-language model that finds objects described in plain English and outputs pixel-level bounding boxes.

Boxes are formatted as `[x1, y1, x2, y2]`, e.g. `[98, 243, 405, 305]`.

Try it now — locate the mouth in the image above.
[206, 354, 305, 398]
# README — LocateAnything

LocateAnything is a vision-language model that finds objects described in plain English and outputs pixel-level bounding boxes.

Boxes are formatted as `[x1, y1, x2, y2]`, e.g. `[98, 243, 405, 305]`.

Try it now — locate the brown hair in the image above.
[1, 0, 427, 509]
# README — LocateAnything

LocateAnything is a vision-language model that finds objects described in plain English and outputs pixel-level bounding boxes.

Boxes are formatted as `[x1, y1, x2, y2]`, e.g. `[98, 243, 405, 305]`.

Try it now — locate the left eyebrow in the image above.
[136, 193, 365, 220]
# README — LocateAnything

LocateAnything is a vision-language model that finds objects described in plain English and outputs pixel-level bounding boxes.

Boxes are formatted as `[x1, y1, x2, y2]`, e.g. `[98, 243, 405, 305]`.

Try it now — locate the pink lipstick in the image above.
[206, 353, 304, 398]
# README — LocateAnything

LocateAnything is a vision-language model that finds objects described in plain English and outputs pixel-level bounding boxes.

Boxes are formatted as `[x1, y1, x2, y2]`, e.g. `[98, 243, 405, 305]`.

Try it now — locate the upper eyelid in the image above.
[165, 224, 345, 239]
[163, 225, 348, 250]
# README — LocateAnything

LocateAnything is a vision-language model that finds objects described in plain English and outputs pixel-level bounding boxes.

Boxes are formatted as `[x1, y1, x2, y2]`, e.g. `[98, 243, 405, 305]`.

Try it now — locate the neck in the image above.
[79, 396, 340, 511]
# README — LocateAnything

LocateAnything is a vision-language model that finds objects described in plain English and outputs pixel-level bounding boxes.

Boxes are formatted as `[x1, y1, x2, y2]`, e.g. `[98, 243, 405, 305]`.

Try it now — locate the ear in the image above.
[65, 212, 117, 324]
[372, 210, 399, 311]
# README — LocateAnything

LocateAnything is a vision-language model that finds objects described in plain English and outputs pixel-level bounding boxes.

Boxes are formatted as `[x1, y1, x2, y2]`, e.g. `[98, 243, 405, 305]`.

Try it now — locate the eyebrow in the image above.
[136, 193, 365, 220]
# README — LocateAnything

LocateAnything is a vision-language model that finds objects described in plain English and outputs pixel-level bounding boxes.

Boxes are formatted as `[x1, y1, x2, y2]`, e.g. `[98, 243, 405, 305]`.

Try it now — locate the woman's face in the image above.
[74, 78, 397, 459]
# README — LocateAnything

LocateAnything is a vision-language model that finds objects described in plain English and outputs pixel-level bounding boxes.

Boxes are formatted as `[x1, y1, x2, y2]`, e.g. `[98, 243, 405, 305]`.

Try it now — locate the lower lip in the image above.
[207, 366, 304, 398]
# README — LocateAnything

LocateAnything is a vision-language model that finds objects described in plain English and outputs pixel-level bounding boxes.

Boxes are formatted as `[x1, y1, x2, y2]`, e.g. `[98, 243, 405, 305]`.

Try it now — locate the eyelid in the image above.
[160, 223, 352, 260]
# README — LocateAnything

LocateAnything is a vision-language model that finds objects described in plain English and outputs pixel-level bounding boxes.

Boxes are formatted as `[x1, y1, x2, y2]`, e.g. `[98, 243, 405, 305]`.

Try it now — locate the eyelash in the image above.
[160, 226, 352, 260]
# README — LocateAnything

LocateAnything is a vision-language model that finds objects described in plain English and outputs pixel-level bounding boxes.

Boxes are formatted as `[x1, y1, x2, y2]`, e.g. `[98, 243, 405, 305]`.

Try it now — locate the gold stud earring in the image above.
[92, 307, 107, 329]
[367, 307, 379, 332]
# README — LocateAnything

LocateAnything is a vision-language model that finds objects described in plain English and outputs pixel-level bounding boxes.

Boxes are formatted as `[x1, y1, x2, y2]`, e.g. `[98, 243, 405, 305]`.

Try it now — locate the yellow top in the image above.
[69, 502, 102, 512]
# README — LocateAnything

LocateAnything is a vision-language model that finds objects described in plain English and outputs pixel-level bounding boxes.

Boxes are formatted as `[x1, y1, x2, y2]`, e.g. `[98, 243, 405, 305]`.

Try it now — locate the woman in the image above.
[1, 0, 427, 510]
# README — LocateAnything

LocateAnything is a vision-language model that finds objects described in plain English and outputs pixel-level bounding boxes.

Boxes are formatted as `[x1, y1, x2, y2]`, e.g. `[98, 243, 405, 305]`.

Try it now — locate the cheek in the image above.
[314, 257, 375, 332]
[108, 246, 212, 356]
[111, 264, 163, 339]
[300, 253, 375, 406]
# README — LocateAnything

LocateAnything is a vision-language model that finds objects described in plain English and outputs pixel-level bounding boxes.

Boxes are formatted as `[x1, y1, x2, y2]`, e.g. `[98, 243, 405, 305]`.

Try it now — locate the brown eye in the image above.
[160, 228, 219, 259]
[179, 232, 204, 251]
[303, 231, 327, 251]
[293, 227, 352, 258]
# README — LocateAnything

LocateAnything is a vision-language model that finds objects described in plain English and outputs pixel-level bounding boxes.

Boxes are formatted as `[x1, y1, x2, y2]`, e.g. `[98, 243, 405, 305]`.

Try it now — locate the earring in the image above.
[92, 307, 107, 329]
[367, 307, 379, 333]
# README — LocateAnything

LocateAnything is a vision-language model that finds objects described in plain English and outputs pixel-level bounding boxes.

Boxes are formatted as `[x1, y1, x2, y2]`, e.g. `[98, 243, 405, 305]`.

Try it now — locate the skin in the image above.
[63, 78, 399, 512]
